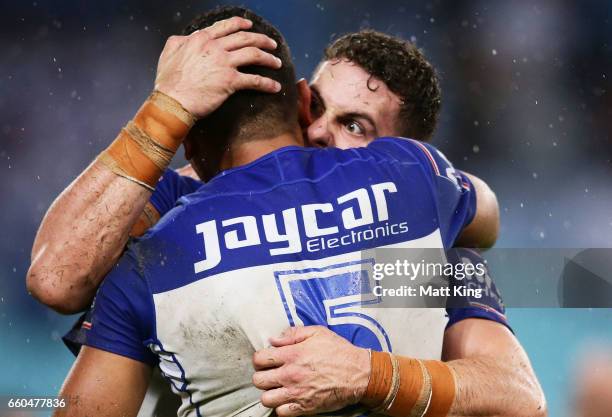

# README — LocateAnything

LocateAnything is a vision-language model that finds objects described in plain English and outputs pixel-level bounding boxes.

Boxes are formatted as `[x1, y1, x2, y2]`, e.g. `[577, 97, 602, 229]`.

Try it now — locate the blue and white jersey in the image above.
[82, 137, 477, 417]
[148, 169, 202, 217]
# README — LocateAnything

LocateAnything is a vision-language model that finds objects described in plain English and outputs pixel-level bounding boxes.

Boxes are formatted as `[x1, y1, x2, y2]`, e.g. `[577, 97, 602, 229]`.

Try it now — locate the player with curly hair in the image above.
[29, 6, 542, 417]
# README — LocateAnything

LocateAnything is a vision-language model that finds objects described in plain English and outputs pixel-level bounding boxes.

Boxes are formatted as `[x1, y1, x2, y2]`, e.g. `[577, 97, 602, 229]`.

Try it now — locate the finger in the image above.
[275, 402, 307, 417]
[159, 35, 187, 60]
[217, 31, 277, 52]
[253, 347, 286, 370]
[252, 368, 283, 390]
[175, 164, 198, 179]
[233, 73, 281, 94]
[164, 34, 186, 49]
[260, 387, 294, 409]
[270, 326, 321, 347]
[204, 16, 253, 39]
[229, 47, 282, 69]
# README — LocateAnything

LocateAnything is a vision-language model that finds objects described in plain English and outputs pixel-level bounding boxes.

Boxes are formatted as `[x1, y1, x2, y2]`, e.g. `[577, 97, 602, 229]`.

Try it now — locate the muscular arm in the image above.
[27, 162, 156, 314]
[27, 16, 282, 314]
[252, 324, 546, 417]
[456, 172, 499, 249]
[53, 346, 151, 417]
[443, 319, 546, 417]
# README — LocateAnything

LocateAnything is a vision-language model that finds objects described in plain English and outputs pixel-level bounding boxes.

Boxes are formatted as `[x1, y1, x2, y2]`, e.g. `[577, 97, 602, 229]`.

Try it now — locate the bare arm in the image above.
[443, 319, 546, 417]
[27, 16, 282, 314]
[27, 163, 154, 313]
[252, 324, 546, 417]
[456, 172, 500, 249]
[53, 346, 151, 417]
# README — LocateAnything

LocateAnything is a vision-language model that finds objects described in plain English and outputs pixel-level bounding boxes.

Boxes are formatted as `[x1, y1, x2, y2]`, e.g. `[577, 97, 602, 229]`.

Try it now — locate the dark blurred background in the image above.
[1, 1, 611, 416]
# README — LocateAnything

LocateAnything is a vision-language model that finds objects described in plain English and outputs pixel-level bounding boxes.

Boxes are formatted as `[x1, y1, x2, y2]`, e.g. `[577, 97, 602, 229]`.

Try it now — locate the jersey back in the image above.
[85, 138, 476, 417]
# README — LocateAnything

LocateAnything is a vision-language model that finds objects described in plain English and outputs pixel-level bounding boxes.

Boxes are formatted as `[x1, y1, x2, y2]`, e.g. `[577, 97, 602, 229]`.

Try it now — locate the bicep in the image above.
[456, 172, 499, 248]
[54, 346, 151, 417]
[442, 318, 524, 362]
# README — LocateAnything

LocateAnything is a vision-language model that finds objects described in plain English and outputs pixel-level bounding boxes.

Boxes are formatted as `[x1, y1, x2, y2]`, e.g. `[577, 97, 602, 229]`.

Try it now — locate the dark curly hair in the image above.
[324, 30, 441, 141]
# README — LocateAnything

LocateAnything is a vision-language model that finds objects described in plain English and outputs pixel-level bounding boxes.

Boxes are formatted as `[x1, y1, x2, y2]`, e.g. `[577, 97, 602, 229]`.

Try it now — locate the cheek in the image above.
[333, 133, 372, 150]
[305, 115, 332, 145]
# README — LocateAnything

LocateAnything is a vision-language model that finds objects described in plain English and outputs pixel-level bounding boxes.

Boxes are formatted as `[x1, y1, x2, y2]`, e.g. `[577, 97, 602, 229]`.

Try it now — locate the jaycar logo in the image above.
[193, 182, 398, 273]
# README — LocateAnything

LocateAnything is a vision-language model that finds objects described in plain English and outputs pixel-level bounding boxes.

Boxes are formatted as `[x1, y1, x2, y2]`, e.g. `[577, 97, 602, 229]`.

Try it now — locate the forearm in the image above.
[28, 92, 193, 313]
[28, 161, 152, 313]
[362, 351, 544, 417]
[447, 356, 546, 417]
[440, 319, 546, 417]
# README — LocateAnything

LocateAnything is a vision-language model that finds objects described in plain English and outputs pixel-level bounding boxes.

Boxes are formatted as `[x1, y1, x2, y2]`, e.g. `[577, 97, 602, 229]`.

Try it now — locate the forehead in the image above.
[310, 60, 402, 122]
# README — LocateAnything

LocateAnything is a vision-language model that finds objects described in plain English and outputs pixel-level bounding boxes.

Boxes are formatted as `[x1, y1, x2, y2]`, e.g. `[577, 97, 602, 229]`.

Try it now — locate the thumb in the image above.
[269, 325, 321, 347]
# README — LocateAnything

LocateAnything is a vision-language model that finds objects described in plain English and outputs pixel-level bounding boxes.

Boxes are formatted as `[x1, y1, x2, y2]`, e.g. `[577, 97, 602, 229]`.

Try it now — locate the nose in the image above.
[307, 115, 333, 148]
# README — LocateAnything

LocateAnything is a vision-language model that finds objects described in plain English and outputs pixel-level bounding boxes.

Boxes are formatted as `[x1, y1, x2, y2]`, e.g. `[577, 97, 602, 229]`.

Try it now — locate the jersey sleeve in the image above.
[410, 141, 477, 248]
[445, 248, 512, 332]
[81, 246, 158, 365]
[369, 138, 477, 248]
[149, 168, 203, 217]
[62, 309, 93, 356]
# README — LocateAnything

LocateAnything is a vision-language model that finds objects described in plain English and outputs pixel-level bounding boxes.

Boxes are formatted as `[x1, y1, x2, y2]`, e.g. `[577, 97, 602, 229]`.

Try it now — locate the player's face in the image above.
[307, 60, 403, 149]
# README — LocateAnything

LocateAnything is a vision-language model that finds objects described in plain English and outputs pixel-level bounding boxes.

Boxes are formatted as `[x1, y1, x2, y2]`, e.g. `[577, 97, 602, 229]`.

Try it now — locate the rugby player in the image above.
[29, 5, 544, 416]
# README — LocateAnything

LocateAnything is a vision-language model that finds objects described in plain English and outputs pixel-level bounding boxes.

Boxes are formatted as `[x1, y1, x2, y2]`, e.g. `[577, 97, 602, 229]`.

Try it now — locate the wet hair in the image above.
[324, 30, 441, 141]
[183, 6, 298, 146]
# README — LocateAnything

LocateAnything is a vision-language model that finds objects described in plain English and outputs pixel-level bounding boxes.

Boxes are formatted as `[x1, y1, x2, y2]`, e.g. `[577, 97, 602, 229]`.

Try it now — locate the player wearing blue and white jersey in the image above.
[34, 7, 544, 417]
[83, 137, 476, 417]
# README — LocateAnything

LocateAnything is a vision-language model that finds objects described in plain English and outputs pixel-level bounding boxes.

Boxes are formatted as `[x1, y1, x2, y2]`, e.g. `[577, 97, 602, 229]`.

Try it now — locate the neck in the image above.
[219, 130, 304, 170]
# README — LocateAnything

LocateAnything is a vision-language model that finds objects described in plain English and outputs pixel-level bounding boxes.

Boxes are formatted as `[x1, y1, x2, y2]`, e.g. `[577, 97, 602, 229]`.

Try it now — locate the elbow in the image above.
[531, 384, 548, 417]
[26, 259, 87, 315]
[519, 373, 548, 417]
[522, 390, 547, 417]
[526, 399, 547, 417]
[536, 404, 548, 417]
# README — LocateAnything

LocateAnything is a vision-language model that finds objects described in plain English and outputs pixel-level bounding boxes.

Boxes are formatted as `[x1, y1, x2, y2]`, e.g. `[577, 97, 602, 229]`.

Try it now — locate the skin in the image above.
[54, 347, 151, 417]
[251, 322, 546, 417]
[249, 62, 538, 417]
[28, 16, 282, 313]
[305, 60, 499, 248]
[38, 17, 524, 417]
[306, 60, 403, 149]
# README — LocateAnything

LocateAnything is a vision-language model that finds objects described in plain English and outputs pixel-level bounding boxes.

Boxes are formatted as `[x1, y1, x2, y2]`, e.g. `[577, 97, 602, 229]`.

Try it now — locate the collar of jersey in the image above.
[181, 144, 316, 202]
[180, 137, 406, 204]
[212, 144, 307, 181]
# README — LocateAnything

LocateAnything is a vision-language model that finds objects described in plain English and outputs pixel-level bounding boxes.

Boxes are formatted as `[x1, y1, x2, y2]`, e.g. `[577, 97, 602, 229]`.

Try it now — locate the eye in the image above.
[345, 120, 365, 136]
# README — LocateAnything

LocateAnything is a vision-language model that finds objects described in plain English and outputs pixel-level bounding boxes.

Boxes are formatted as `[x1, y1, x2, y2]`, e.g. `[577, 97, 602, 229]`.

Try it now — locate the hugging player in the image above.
[28, 6, 545, 417]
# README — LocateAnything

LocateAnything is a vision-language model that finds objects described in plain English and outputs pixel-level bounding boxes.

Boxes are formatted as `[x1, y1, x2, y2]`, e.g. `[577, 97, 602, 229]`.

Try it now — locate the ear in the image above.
[183, 136, 193, 161]
[296, 78, 313, 129]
